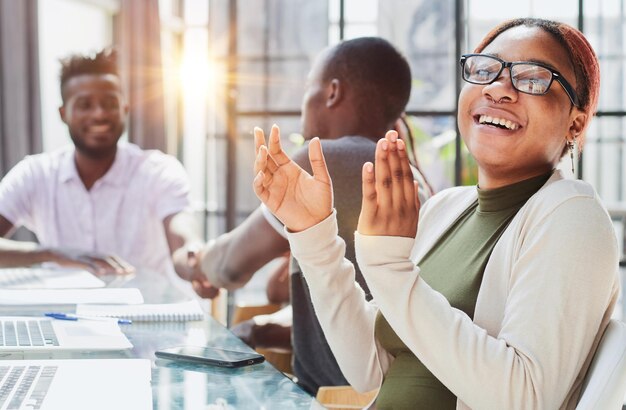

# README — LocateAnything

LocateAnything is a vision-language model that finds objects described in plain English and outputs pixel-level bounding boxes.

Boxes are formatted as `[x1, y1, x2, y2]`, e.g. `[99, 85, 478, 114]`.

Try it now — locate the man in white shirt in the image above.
[0, 48, 197, 277]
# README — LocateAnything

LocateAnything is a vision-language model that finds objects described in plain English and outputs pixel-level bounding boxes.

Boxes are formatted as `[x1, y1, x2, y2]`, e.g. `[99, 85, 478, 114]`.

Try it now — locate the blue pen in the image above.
[45, 312, 132, 325]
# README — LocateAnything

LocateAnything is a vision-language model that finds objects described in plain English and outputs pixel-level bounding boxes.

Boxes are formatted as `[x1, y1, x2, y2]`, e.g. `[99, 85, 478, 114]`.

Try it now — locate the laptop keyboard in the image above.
[0, 365, 57, 410]
[0, 320, 59, 347]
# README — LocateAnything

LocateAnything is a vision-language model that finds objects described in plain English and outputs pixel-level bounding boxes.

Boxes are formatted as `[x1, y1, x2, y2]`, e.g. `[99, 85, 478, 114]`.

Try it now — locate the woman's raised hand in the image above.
[357, 130, 420, 238]
[253, 125, 333, 232]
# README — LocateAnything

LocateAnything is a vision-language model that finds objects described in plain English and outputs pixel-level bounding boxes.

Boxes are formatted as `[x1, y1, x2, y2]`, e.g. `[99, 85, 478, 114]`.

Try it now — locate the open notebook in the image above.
[0, 359, 151, 410]
[0, 288, 144, 318]
[76, 299, 205, 322]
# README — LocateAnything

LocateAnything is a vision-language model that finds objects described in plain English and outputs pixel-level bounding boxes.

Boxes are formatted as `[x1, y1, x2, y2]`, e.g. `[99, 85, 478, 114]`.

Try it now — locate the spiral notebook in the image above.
[75, 299, 205, 322]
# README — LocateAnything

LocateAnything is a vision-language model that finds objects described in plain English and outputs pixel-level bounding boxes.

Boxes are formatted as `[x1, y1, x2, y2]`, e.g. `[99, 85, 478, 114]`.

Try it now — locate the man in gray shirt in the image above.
[175, 37, 427, 394]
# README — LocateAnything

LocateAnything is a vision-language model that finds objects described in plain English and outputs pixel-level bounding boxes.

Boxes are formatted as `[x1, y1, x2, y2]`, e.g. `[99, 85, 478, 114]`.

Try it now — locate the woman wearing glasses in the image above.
[253, 18, 619, 409]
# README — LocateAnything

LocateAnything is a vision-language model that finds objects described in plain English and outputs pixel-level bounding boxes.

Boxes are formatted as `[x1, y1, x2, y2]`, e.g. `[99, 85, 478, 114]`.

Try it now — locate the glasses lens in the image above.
[511, 64, 552, 95]
[463, 55, 501, 84]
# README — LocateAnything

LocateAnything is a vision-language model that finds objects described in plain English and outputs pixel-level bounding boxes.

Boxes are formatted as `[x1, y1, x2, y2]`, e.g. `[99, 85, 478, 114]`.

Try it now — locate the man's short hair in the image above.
[322, 37, 412, 127]
[59, 48, 119, 102]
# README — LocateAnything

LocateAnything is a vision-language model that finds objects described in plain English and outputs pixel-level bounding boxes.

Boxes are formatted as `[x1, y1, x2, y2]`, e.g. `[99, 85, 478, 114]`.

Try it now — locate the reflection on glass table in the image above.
[50, 271, 321, 409]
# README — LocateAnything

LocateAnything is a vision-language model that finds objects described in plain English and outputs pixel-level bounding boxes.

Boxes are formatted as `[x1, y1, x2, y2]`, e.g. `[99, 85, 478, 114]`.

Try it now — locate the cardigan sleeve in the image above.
[356, 195, 619, 409]
[287, 210, 393, 392]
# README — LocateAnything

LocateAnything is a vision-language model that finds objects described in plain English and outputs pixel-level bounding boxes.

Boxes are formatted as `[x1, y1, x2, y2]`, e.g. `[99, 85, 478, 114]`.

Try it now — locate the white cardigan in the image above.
[287, 171, 620, 410]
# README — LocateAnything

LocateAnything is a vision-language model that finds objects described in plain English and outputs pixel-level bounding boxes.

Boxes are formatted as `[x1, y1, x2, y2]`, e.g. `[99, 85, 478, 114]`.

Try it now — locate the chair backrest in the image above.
[231, 302, 293, 375]
[231, 302, 283, 325]
[576, 319, 626, 410]
[316, 386, 378, 410]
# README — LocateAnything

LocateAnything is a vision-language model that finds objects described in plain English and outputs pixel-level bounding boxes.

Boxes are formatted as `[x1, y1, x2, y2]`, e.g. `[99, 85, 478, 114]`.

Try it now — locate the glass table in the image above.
[38, 272, 321, 409]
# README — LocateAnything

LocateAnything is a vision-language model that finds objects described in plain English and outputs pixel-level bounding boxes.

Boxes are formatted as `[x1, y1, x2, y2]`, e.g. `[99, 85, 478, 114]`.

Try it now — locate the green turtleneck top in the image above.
[374, 171, 552, 409]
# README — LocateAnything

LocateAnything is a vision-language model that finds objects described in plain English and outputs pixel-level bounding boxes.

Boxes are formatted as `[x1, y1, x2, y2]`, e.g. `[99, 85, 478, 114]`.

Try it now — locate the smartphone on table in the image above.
[155, 346, 265, 368]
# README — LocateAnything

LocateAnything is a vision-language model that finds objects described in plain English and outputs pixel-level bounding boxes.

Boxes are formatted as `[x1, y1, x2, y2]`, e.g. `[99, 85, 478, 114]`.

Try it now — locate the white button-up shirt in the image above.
[0, 142, 190, 276]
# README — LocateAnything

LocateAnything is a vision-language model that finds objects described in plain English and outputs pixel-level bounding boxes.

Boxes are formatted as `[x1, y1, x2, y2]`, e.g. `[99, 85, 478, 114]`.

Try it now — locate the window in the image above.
[39, 0, 117, 151]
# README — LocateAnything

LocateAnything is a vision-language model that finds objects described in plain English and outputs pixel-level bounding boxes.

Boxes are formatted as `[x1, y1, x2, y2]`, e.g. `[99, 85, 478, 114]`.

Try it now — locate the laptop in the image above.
[0, 359, 151, 410]
[0, 317, 132, 355]
[0, 268, 105, 289]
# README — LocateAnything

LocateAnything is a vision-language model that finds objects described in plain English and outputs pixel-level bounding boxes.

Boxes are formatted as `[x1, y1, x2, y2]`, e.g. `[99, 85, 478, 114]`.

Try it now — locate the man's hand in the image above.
[172, 245, 220, 299]
[253, 125, 333, 232]
[47, 248, 135, 276]
[357, 130, 420, 238]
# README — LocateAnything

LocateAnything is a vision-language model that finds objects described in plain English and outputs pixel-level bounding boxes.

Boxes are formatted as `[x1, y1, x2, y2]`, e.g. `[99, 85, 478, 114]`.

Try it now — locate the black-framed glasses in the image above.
[459, 53, 580, 107]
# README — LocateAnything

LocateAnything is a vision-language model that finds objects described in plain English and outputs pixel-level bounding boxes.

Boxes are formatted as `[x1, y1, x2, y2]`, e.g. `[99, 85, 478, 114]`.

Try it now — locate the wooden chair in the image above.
[209, 289, 227, 325]
[231, 302, 283, 325]
[316, 386, 378, 410]
[231, 302, 293, 375]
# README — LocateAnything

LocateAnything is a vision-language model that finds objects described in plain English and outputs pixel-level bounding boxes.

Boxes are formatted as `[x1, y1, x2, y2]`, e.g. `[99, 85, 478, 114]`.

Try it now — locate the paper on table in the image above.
[77, 299, 204, 322]
[0, 288, 144, 305]
[0, 267, 105, 289]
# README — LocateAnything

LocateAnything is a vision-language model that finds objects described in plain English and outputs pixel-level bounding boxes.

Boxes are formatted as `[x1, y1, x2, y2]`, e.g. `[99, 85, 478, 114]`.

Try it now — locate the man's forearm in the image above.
[0, 238, 53, 267]
[164, 212, 203, 255]
[199, 208, 290, 290]
[174, 207, 290, 291]
[199, 231, 267, 290]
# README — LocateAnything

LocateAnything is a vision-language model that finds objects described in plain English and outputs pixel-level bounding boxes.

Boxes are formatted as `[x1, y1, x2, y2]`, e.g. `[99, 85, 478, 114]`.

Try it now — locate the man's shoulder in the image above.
[27, 145, 73, 162]
[117, 144, 190, 195]
[318, 136, 376, 153]
[121, 143, 186, 174]
[291, 136, 375, 181]
[5, 146, 73, 177]
[316, 136, 376, 167]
